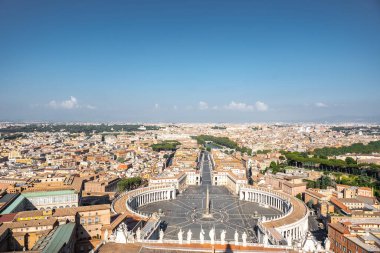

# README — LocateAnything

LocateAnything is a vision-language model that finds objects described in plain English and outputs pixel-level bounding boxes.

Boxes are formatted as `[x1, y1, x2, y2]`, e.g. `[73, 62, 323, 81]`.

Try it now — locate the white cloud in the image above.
[224, 101, 269, 112]
[86, 105, 96, 110]
[198, 101, 209, 110]
[211, 105, 219, 110]
[173, 105, 178, 110]
[315, 102, 328, 108]
[255, 101, 268, 111]
[154, 103, 159, 109]
[224, 101, 254, 111]
[47, 96, 94, 110]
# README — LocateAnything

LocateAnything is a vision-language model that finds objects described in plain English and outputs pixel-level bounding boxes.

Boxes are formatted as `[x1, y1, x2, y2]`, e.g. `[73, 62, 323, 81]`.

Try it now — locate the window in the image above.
[80, 218, 85, 224]
[88, 218, 92, 224]
[95, 217, 99, 224]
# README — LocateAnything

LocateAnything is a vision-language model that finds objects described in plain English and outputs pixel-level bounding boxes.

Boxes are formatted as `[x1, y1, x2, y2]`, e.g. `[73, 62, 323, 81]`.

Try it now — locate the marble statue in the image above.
[242, 232, 247, 247]
[104, 229, 109, 242]
[302, 232, 318, 252]
[115, 226, 127, 243]
[159, 229, 164, 243]
[263, 233, 269, 246]
[287, 236, 292, 246]
[209, 227, 215, 244]
[127, 231, 135, 243]
[109, 232, 116, 242]
[220, 230, 226, 245]
[136, 227, 141, 242]
[316, 242, 322, 251]
[234, 230, 239, 245]
[187, 229, 192, 244]
[200, 228, 205, 244]
[324, 237, 331, 251]
[178, 228, 184, 244]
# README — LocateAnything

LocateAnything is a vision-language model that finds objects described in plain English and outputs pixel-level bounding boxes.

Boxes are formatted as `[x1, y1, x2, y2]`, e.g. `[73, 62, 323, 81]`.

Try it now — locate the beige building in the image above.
[265, 174, 307, 196]
[84, 176, 120, 193]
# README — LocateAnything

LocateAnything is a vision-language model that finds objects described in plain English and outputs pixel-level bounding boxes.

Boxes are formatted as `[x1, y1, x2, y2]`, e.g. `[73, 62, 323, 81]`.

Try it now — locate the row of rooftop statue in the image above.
[109, 222, 261, 247]
[108, 222, 331, 252]
[171, 227, 250, 246]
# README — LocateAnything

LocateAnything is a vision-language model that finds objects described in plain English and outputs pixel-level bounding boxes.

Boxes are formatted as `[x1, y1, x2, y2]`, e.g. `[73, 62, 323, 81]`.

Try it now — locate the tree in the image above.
[314, 140, 380, 157]
[191, 135, 251, 154]
[117, 177, 143, 192]
[117, 157, 126, 163]
[151, 140, 180, 152]
[296, 193, 302, 200]
[270, 161, 277, 169]
[345, 157, 357, 165]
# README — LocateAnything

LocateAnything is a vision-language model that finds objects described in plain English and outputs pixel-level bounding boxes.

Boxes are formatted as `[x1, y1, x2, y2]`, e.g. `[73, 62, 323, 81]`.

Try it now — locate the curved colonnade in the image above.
[112, 185, 176, 219]
[112, 184, 308, 246]
[239, 186, 309, 245]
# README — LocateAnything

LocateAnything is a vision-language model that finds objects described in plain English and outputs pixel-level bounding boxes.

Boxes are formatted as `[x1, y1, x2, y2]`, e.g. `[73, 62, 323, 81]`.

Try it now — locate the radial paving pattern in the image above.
[137, 185, 282, 242]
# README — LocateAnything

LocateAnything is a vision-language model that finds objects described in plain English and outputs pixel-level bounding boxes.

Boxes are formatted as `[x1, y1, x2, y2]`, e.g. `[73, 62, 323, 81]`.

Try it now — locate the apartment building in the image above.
[329, 218, 380, 253]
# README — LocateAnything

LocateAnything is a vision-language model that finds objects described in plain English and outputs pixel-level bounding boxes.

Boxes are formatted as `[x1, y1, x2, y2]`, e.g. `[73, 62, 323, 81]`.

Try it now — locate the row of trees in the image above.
[0, 133, 24, 140]
[256, 149, 271, 154]
[211, 126, 226, 130]
[284, 151, 380, 191]
[285, 152, 380, 175]
[151, 140, 181, 152]
[192, 135, 252, 155]
[267, 161, 286, 174]
[305, 175, 334, 189]
[313, 140, 380, 157]
[117, 177, 144, 192]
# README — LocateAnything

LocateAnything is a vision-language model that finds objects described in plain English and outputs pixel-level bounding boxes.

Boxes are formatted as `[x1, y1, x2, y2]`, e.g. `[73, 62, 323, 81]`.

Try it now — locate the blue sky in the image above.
[1, 0, 379, 122]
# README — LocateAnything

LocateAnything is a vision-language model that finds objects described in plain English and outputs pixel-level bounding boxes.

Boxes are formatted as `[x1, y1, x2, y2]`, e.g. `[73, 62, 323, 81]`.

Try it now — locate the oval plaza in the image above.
[107, 142, 310, 252]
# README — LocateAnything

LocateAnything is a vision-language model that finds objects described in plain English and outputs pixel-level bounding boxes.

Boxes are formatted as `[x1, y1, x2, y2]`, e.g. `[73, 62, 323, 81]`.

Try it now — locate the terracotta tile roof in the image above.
[329, 222, 350, 234]
[7, 217, 57, 229]
[0, 213, 16, 223]
[53, 204, 110, 217]
[14, 204, 110, 219]
[330, 197, 351, 214]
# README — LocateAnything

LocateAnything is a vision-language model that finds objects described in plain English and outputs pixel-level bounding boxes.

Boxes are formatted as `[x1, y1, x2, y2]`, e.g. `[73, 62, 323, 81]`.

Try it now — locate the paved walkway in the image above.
[201, 151, 212, 185]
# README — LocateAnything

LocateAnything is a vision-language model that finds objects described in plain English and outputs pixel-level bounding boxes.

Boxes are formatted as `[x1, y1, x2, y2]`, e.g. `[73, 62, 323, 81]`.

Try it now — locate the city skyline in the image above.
[1, 0, 380, 123]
